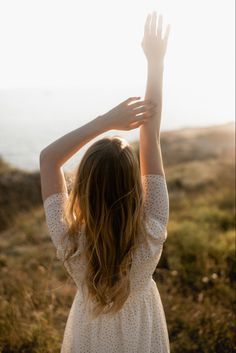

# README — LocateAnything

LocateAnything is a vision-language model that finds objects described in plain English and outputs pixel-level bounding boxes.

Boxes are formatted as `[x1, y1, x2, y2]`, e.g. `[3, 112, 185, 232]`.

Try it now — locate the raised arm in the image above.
[140, 12, 170, 177]
[40, 97, 154, 202]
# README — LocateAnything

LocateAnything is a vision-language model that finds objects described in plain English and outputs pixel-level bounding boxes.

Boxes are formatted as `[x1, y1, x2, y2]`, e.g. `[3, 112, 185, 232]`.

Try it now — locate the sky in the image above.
[0, 0, 235, 130]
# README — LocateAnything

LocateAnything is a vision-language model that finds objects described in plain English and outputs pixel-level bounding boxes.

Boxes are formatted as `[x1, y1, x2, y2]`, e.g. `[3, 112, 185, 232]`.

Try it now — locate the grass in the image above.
[0, 123, 235, 352]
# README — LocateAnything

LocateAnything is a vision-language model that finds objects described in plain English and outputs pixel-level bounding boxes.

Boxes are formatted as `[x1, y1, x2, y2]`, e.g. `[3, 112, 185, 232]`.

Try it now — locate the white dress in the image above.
[43, 174, 170, 353]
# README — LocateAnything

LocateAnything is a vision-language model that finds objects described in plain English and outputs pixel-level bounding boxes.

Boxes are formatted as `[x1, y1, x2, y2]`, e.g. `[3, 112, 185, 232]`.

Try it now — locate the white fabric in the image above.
[44, 174, 170, 353]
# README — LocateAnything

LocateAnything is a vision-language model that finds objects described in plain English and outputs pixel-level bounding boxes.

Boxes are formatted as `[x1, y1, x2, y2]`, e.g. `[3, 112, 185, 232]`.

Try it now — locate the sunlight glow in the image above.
[0, 0, 235, 127]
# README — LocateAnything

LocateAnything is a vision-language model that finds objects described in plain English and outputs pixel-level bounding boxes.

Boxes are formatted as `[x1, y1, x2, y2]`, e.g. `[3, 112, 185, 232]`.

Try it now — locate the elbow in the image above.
[39, 149, 52, 168]
[39, 149, 61, 170]
[39, 150, 47, 166]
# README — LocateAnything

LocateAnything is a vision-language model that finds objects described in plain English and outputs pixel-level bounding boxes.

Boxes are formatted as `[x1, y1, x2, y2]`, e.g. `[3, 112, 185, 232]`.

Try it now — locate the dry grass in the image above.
[0, 122, 235, 352]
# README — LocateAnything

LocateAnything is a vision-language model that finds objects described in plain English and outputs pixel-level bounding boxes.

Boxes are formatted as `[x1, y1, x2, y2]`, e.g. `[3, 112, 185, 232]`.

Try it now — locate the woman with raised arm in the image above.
[40, 11, 170, 353]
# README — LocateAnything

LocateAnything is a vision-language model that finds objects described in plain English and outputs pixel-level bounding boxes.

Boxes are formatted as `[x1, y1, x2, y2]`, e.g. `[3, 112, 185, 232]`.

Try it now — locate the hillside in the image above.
[132, 121, 235, 165]
[0, 122, 235, 352]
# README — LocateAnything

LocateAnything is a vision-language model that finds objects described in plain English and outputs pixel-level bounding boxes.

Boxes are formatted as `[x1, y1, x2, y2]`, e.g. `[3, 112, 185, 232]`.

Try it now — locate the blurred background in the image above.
[0, 0, 235, 352]
[0, 0, 234, 171]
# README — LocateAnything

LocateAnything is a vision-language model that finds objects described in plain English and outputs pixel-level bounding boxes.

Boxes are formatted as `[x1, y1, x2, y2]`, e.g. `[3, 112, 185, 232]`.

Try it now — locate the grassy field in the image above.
[0, 122, 235, 352]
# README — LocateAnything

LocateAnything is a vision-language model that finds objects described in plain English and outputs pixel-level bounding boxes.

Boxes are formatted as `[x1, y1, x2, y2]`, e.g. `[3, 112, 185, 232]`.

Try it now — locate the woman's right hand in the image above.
[142, 11, 170, 66]
[102, 97, 157, 131]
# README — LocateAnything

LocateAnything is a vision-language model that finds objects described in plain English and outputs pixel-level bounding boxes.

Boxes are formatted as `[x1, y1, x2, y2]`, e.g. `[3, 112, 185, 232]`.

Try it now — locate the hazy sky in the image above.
[0, 0, 235, 128]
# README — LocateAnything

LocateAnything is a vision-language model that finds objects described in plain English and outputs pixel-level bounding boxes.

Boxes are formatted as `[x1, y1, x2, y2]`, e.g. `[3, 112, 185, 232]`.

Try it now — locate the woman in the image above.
[40, 11, 170, 353]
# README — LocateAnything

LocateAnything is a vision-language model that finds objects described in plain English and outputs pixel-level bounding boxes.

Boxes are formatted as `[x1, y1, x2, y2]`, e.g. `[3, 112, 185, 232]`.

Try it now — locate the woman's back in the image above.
[40, 10, 171, 353]
[44, 173, 170, 352]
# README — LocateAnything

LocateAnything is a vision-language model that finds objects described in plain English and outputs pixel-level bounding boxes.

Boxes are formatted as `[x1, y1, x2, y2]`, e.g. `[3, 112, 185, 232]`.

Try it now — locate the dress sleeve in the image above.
[43, 192, 70, 261]
[141, 174, 169, 245]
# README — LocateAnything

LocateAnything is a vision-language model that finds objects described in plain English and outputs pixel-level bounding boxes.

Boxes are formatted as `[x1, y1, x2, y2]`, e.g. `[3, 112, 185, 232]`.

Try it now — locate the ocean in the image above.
[0, 88, 232, 173]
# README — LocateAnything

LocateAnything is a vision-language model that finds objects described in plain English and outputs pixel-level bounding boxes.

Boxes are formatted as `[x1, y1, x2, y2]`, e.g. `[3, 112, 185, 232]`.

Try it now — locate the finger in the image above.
[129, 100, 156, 110]
[125, 97, 141, 105]
[144, 14, 151, 36]
[132, 105, 156, 115]
[157, 14, 163, 39]
[131, 112, 154, 123]
[150, 11, 157, 36]
[129, 119, 149, 129]
[129, 121, 144, 129]
[164, 24, 171, 45]
[121, 97, 140, 106]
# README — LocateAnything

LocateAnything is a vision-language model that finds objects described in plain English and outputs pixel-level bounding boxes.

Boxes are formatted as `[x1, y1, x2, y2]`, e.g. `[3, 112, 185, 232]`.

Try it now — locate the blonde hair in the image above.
[61, 136, 147, 319]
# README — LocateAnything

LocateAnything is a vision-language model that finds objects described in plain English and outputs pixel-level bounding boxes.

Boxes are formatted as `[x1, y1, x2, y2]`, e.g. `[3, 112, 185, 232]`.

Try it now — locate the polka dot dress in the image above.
[43, 174, 170, 353]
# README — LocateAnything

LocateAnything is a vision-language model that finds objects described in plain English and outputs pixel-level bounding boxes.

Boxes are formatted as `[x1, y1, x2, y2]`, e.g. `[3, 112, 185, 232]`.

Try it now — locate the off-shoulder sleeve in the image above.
[141, 174, 169, 245]
[43, 192, 70, 261]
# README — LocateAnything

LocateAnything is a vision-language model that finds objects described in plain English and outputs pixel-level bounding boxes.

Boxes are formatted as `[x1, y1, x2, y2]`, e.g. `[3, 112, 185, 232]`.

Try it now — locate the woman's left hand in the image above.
[102, 97, 157, 131]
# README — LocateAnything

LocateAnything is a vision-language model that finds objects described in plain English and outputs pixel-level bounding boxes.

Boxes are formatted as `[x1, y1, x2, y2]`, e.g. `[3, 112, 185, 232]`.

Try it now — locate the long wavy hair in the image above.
[61, 136, 147, 319]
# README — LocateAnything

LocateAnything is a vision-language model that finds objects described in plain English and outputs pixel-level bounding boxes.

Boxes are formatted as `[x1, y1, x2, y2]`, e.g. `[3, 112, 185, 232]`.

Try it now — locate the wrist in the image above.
[95, 114, 112, 132]
[147, 60, 164, 71]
